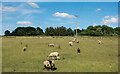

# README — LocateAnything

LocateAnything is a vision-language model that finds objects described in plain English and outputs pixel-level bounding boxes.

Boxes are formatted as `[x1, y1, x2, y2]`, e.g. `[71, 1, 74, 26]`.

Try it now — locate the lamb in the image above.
[69, 42, 73, 46]
[98, 40, 101, 44]
[43, 61, 51, 70]
[47, 52, 60, 60]
[48, 43, 54, 47]
[77, 48, 80, 53]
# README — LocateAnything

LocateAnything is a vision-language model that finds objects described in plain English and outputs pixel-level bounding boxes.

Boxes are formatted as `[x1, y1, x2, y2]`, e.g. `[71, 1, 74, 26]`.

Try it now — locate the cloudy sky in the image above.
[1, 2, 118, 35]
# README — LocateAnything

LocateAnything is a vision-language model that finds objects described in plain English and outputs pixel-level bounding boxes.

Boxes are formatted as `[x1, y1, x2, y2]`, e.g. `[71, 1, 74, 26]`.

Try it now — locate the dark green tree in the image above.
[67, 28, 74, 36]
[4, 30, 10, 36]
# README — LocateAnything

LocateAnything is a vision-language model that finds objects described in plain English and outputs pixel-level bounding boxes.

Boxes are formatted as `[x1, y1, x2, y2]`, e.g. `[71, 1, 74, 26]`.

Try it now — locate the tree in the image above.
[36, 27, 44, 35]
[114, 27, 120, 35]
[67, 28, 74, 36]
[4, 30, 10, 36]
[6, 25, 120, 36]
[74, 29, 81, 34]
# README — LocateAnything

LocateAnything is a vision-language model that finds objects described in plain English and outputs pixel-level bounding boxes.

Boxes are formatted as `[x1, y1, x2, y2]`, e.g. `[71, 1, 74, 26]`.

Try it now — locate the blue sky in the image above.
[1, 2, 118, 35]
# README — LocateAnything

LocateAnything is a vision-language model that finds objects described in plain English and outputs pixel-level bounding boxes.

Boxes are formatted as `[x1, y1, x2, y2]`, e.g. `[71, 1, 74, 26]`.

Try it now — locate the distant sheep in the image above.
[98, 40, 101, 44]
[72, 39, 76, 42]
[69, 42, 73, 46]
[72, 38, 76, 42]
[77, 48, 80, 53]
[23, 47, 26, 51]
[47, 52, 60, 60]
[48, 43, 54, 47]
[43, 61, 51, 70]
[76, 41, 79, 43]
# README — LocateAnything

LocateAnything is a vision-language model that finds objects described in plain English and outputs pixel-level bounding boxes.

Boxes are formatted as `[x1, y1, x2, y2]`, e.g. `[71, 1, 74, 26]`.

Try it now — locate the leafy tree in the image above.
[6, 25, 120, 36]
[36, 27, 44, 35]
[4, 30, 10, 36]
[67, 28, 74, 36]
[114, 27, 120, 35]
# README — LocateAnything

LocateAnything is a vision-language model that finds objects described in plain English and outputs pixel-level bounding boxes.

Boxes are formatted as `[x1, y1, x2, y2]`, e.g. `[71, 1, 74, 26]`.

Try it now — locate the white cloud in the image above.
[102, 17, 117, 24]
[104, 16, 110, 18]
[27, 2, 39, 8]
[96, 8, 101, 11]
[1, 6, 16, 12]
[75, 27, 80, 29]
[16, 21, 32, 25]
[53, 12, 75, 18]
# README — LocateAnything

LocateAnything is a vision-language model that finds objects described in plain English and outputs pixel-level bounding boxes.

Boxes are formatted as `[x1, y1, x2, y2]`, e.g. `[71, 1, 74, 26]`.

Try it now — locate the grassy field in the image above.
[2, 36, 118, 72]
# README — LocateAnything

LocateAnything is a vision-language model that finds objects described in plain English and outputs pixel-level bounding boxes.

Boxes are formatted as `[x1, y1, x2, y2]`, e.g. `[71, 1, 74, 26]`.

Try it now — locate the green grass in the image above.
[2, 36, 118, 72]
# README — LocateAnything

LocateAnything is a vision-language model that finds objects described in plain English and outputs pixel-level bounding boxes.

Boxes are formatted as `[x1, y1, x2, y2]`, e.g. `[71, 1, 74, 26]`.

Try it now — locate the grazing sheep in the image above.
[43, 61, 51, 70]
[23, 47, 26, 51]
[72, 39, 76, 42]
[72, 38, 77, 42]
[49, 60, 55, 70]
[76, 41, 79, 43]
[47, 52, 60, 60]
[98, 40, 101, 44]
[69, 42, 73, 46]
[48, 43, 54, 47]
[77, 48, 80, 53]
[40, 37, 42, 39]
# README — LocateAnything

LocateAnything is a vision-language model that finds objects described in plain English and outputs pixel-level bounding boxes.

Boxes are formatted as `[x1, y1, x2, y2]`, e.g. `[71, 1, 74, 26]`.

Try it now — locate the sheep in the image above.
[49, 60, 55, 70]
[77, 48, 80, 53]
[43, 61, 51, 70]
[23, 47, 26, 51]
[47, 52, 60, 60]
[72, 38, 76, 42]
[76, 41, 79, 43]
[48, 43, 54, 47]
[69, 42, 73, 46]
[98, 40, 101, 44]
[72, 39, 76, 42]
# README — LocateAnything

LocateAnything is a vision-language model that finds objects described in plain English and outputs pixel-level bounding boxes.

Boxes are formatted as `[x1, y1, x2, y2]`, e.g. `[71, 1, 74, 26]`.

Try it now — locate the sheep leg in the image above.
[47, 67, 49, 70]
[51, 66, 53, 71]
[43, 65, 46, 70]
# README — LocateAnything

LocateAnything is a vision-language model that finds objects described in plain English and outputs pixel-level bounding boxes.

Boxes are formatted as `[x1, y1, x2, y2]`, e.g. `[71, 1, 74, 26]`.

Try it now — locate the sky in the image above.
[1, 2, 118, 35]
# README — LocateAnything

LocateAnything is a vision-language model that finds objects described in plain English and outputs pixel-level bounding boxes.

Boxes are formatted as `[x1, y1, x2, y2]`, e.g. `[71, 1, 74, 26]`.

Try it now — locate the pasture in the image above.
[2, 36, 118, 72]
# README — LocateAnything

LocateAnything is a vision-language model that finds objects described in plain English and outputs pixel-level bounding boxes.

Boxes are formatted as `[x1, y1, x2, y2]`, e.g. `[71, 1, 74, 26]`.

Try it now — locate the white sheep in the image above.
[69, 42, 73, 46]
[72, 38, 76, 42]
[43, 61, 51, 70]
[98, 40, 101, 44]
[47, 52, 60, 60]
[48, 43, 54, 47]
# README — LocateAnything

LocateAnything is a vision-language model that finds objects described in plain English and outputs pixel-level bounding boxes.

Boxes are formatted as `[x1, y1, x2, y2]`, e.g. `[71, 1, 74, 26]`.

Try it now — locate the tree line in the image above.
[4, 25, 120, 36]
[5, 27, 44, 36]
